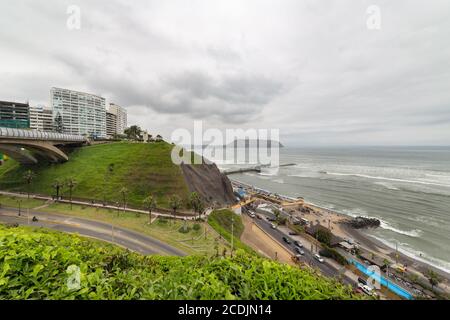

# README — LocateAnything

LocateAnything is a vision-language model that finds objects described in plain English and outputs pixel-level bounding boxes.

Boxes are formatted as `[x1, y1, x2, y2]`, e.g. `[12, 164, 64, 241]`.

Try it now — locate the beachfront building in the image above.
[106, 111, 117, 138]
[50, 87, 106, 138]
[29, 105, 53, 132]
[0, 100, 30, 128]
[107, 103, 127, 135]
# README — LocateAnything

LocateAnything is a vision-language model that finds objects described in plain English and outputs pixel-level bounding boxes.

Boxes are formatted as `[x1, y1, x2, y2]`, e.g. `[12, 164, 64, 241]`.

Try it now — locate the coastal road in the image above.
[0, 207, 185, 256]
[251, 215, 356, 286]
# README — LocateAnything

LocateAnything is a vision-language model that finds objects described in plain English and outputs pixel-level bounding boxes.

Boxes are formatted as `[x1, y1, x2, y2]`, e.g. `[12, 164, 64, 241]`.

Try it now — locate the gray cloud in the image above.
[1, 0, 450, 145]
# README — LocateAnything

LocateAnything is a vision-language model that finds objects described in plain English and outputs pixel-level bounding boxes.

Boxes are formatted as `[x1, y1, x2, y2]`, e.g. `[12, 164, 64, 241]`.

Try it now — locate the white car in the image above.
[271, 223, 277, 229]
[314, 254, 324, 263]
[248, 212, 256, 218]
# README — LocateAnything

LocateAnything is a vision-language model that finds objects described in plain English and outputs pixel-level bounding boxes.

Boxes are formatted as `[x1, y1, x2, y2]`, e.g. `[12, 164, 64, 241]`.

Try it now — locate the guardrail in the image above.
[0, 127, 86, 142]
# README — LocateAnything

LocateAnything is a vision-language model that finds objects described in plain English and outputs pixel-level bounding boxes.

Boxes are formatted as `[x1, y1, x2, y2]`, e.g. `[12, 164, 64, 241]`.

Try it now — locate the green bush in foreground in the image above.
[0, 224, 361, 300]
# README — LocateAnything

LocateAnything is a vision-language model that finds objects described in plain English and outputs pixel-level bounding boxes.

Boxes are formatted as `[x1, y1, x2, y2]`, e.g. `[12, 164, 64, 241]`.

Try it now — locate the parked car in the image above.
[282, 236, 291, 244]
[358, 277, 368, 285]
[267, 217, 276, 222]
[289, 231, 298, 236]
[271, 223, 277, 229]
[293, 240, 303, 248]
[314, 254, 324, 263]
[295, 246, 304, 255]
[256, 214, 262, 219]
[248, 212, 256, 218]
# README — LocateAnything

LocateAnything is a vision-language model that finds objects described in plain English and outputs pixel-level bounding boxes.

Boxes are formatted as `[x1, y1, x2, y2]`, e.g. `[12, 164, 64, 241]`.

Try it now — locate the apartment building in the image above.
[107, 103, 127, 135]
[0, 100, 30, 128]
[29, 105, 53, 131]
[50, 87, 106, 138]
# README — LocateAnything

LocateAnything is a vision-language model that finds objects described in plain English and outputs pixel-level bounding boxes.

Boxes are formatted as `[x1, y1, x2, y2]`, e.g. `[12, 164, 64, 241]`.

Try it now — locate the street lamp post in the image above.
[18, 200, 21, 216]
[231, 216, 234, 257]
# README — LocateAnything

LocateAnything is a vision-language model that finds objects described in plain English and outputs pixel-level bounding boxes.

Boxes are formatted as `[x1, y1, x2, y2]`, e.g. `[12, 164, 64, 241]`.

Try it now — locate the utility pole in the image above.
[27, 208, 30, 225]
[111, 225, 114, 243]
[18, 200, 21, 216]
[231, 216, 234, 257]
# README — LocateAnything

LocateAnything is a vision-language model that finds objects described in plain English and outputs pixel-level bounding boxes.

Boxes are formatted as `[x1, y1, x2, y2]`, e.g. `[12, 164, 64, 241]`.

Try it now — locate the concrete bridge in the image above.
[0, 127, 87, 164]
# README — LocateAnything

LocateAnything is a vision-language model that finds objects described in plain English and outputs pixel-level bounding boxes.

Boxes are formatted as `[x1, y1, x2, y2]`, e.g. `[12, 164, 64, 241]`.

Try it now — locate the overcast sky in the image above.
[1, 0, 449, 146]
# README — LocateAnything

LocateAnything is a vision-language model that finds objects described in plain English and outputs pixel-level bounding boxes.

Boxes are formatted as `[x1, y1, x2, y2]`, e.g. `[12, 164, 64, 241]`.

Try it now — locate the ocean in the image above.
[216, 146, 450, 274]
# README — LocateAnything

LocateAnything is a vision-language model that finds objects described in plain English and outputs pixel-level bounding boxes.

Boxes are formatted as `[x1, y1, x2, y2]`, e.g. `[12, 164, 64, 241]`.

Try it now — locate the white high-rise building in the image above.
[29, 105, 53, 132]
[107, 103, 127, 135]
[50, 87, 106, 138]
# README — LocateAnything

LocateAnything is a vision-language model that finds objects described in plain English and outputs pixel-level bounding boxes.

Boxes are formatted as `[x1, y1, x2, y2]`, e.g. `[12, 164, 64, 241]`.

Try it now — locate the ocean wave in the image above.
[374, 181, 399, 190]
[272, 179, 284, 184]
[367, 234, 450, 274]
[379, 221, 423, 238]
[325, 172, 450, 188]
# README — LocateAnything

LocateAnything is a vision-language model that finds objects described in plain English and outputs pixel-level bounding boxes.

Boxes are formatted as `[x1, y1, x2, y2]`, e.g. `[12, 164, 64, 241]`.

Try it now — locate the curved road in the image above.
[0, 207, 185, 256]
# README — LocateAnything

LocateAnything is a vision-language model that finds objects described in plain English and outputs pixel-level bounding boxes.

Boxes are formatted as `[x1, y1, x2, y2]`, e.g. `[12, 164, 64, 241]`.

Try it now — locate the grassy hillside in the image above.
[0, 142, 189, 208]
[0, 224, 361, 300]
[208, 209, 253, 253]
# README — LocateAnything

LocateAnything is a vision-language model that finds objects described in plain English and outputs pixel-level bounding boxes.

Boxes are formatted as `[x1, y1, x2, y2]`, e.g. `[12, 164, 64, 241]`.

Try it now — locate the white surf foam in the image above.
[326, 172, 450, 188]
[379, 221, 423, 238]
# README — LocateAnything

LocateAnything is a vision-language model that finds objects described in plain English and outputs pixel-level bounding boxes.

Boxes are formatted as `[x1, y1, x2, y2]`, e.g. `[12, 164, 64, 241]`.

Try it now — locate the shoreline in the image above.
[229, 177, 450, 286]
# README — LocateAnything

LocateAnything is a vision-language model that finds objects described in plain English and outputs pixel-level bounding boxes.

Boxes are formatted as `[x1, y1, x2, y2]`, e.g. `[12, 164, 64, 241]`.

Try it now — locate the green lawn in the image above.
[0, 194, 47, 209]
[40, 202, 228, 256]
[0, 142, 190, 208]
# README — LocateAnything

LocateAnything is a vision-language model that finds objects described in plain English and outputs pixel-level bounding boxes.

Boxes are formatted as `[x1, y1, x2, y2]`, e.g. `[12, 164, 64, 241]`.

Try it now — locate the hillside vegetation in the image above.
[0, 224, 361, 300]
[208, 209, 254, 253]
[0, 142, 189, 208]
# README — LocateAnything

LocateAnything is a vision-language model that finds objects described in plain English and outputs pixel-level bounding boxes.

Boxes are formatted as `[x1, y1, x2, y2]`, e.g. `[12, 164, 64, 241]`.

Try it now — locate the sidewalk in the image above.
[0, 190, 196, 221]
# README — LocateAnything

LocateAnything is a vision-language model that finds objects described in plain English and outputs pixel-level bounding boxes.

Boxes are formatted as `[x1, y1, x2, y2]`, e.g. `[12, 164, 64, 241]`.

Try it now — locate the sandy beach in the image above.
[301, 202, 450, 291]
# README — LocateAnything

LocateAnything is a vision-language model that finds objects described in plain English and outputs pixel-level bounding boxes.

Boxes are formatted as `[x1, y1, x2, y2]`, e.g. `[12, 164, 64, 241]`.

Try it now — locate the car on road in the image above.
[267, 217, 276, 222]
[314, 254, 324, 263]
[270, 223, 277, 229]
[295, 246, 304, 255]
[256, 214, 262, 219]
[282, 236, 291, 244]
[293, 240, 303, 248]
[248, 212, 256, 218]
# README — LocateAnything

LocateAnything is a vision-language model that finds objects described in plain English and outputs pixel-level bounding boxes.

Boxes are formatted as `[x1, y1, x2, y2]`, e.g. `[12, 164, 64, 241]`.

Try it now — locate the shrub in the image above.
[193, 223, 201, 231]
[319, 246, 348, 266]
[0, 224, 362, 300]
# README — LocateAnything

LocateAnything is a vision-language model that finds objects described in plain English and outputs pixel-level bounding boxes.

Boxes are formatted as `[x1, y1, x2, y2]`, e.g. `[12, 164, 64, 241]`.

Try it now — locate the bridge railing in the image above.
[0, 127, 86, 142]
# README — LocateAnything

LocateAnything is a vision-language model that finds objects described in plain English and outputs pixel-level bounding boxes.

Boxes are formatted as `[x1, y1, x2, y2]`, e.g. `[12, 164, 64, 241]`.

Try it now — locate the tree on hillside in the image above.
[143, 195, 157, 225]
[124, 125, 142, 140]
[65, 178, 77, 210]
[169, 195, 182, 224]
[23, 170, 36, 199]
[189, 192, 205, 220]
[52, 179, 64, 201]
[103, 163, 115, 204]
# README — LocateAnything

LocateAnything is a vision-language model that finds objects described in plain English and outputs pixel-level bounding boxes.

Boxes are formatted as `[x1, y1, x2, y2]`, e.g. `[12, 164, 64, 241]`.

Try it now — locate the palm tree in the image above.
[188, 192, 205, 220]
[273, 208, 281, 224]
[168, 195, 182, 223]
[143, 195, 157, 224]
[119, 187, 128, 213]
[52, 179, 64, 201]
[65, 178, 77, 210]
[103, 163, 114, 204]
[23, 170, 36, 199]
[427, 269, 440, 291]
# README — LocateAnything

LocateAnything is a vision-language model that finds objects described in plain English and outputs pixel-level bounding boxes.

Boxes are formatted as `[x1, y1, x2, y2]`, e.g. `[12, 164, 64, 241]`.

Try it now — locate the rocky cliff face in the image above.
[180, 162, 237, 206]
